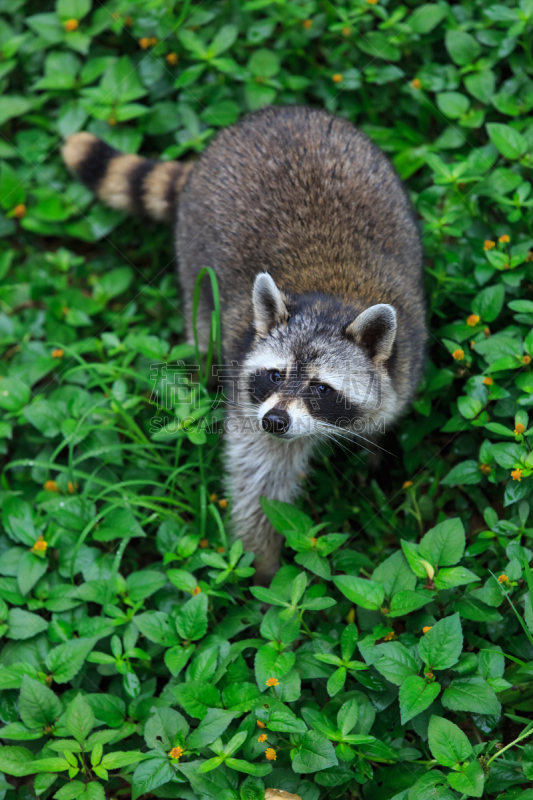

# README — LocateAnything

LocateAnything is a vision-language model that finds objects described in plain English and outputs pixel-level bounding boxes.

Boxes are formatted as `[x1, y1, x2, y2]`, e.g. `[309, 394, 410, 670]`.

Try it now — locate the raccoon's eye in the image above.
[315, 383, 331, 395]
[269, 370, 282, 384]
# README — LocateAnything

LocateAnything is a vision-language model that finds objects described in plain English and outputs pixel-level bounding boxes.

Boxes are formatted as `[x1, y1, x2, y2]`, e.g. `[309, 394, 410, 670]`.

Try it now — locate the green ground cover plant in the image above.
[1, 0, 533, 798]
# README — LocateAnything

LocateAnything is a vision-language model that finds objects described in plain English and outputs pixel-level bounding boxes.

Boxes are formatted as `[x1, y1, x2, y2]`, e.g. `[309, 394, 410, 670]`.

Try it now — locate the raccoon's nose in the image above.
[262, 408, 290, 436]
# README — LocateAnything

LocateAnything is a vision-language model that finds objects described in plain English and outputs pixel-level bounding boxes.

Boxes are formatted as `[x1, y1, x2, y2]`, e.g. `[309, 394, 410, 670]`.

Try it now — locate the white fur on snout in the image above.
[258, 396, 317, 440]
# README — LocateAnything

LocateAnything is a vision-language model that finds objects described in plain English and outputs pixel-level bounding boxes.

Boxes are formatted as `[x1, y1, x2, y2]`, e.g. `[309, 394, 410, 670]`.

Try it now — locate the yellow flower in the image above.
[44, 480, 59, 493]
[52, 348, 64, 358]
[483, 377, 493, 386]
[258, 734, 268, 742]
[499, 234, 510, 243]
[218, 498, 228, 509]
[32, 538, 48, 553]
[166, 52, 178, 65]
[402, 480, 413, 489]
[210, 493, 217, 502]
[484, 240, 496, 251]
[411, 78, 421, 89]
[332, 74, 343, 83]
[68, 482, 77, 494]
[192, 586, 201, 596]
[341, 26, 352, 36]
[422, 626, 432, 634]
[480, 464, 491, 475]
[169, 746, 183, 759]
[383, 631, 395, 641]
[484, 327, 491, 336]
[199, 539, 209, 549]
[302, 19, 313, 28]
[13, 204, 26, 219]
[366, 0, 379, 4]
[426, 671, 434, 679]
[108, 116, 117, 126]
[139, 37, 151, 49]
[511, 469, 523, 482]
[467, 314, 480, 326]
[452, 349, 464, 361]
[257, 720, 266, 728]
[523, 355, 531, 365]
[514, 423, 525, 435]
[310, 537, 317, 547]
[64, 19, 78, 31]
[266, 678, 279, 687]
[498, 574, 509, 584]
[217, 546, 225, 553]
[265, 748, 277, 761]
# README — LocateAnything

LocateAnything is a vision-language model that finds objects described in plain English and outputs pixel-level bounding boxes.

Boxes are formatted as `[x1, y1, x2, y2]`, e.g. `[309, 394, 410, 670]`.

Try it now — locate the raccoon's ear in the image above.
[346, 304, 397, 361]
[252, 272, 289, 336]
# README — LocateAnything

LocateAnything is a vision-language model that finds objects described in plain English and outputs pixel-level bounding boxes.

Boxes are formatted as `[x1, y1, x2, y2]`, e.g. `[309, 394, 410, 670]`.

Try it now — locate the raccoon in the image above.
[62, 105, 427, 583]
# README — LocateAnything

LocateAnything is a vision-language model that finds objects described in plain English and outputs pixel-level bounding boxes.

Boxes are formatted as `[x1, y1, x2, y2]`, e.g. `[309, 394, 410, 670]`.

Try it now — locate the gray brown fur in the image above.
[62, 106, 427, 583]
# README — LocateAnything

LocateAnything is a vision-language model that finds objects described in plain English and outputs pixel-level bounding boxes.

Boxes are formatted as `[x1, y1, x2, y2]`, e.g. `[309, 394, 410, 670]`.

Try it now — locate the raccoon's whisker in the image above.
[314, 423, 373, 455]
[313, 424, 355, 455]
[351, 431, 398, 459]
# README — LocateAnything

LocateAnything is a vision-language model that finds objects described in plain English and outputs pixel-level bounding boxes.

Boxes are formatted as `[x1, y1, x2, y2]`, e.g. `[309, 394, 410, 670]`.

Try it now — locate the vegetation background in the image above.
[1, 0, 533, 799]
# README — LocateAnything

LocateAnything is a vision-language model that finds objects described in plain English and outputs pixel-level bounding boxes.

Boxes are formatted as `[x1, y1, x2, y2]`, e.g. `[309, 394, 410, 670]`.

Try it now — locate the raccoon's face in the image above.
[242, 273, 398, 441]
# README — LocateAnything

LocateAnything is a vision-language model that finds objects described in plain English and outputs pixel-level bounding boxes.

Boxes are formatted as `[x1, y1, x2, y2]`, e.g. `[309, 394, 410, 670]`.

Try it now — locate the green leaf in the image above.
[445, 30, 481, 66]
[172, 681, 221, 720]
[428, 715, 473, 767]
[17, 551, 48, 598]
[373, 642, 420, 686]
[387, 590, 431, 617]
[260, 497, 313, 535]
[487, 123, 527, 160]
[125, 570, 166, 603]
[145, 706, 189, 751]
[65, 694, 95, 742]
[447, 761, 485, 797]
[441, 460, 482, 486]
[175, 592, 208, 641]
[255, 643, 295, 689]
[19, 676, 61, 730]
[441, 676, 501, 715]
[399, 676, 441, 724]
[7, 608, 48, 640]
[134, 611, 179, 647]
[132, 756, 174, 800]
[2, 497, 36, 546]
[56, 0, 91, 21]
[187, 709, 236, 749]
[0, 96, 32, 127]
[0, 746, 38, 776]
[472, 284, 505, 322]
[248, 49, 280, 77]
[409, 4, 447, 33]
[333, 575, 385, 610]
[45, 638, 98, 684]
[437, 92, 469, 118]
[292, 731, 338, 773]
[418, 613, 463, 670]
[419, 519, 465, 566]
[101, 751, 145, 769]
[434, 567, 479, 590]
[54, 780, 86, 800]
[0, 162, 25, 209]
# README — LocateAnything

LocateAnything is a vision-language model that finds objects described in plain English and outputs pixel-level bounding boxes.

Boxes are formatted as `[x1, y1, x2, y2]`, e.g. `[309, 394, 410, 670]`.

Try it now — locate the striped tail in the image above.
[61, 132, 193, 223]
